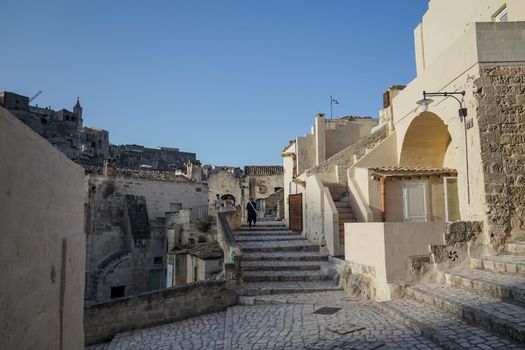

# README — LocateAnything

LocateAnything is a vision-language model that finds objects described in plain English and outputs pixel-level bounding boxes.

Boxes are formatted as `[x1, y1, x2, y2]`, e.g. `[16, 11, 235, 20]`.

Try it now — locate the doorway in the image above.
[403, 180, 429, 222]
[444, 177, 460, 222]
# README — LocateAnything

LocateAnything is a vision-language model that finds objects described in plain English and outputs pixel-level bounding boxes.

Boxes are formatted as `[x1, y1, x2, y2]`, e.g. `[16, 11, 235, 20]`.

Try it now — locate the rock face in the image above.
[475, 66, 525, 248]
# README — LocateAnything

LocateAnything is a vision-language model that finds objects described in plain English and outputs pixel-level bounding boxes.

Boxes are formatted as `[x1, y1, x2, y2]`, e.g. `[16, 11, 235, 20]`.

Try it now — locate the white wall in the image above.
[345, 222, 445, 283]
[0, 107, 85, 349]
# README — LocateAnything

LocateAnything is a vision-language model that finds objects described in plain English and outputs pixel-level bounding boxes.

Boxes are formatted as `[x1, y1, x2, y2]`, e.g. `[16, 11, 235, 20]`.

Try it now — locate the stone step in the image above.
[471, 255, 525, 277]
[243, 270, 330, 282]
[238, 241, 319, 253]
[374, 298, 522, 350]
[235, 235, 306, 242]
[240, 280, 341, 296]
[336, 206, 354, 213]
[406, 283, 525, 344]
[506, 241, 525, 256]
[237, 226, 289, 232]
[438, 269, 525, 307]
[234, 230, 295, 236]
[242, 252, 329, 262]
[242, 261, 322, 271]
[338, 213, 355, 220]
[241, 223, 286, 227]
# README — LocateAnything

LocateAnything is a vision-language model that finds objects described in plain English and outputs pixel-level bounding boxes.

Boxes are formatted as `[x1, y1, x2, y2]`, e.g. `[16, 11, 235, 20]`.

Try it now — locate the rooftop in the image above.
[370, 167, 458, 178]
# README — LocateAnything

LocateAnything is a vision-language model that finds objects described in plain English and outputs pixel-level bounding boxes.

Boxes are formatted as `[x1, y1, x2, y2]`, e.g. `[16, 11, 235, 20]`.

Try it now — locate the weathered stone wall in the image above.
[88, 174, 208, 221]
[84, 280, 238, 346]
[307, 125, 389, 176]
[85, 177, 167, 303]
[207, 170, 243, 207]
[475, 65, 525, 248]
[0, 107, 85, 349]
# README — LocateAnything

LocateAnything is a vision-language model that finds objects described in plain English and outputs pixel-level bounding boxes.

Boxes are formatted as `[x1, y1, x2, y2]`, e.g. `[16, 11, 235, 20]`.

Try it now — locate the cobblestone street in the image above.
[88, 291, 441, 350]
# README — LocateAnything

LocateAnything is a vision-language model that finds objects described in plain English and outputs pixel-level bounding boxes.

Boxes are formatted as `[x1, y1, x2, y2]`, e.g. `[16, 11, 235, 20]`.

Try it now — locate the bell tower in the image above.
[73, 97, 83, 127]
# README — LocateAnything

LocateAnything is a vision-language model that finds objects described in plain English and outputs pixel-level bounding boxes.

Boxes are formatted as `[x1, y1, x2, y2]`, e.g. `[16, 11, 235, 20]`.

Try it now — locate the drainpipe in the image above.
[380, 177, 386, 222]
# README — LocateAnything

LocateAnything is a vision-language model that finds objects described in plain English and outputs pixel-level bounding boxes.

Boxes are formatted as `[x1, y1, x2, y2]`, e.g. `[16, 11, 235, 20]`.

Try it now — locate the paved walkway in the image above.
[87, 291, 441, 350]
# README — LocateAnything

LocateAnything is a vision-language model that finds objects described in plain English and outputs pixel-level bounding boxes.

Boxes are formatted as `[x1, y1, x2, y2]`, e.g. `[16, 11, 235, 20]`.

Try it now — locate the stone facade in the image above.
[110, 144, 197, 171]
[242, 165, 284, 217]
[85, 173, 208, 302]
[475, 65, 525, 248]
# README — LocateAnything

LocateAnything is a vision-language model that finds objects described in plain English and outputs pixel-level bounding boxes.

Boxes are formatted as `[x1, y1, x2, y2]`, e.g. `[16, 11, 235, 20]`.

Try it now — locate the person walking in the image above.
[246, 197, 258, 229]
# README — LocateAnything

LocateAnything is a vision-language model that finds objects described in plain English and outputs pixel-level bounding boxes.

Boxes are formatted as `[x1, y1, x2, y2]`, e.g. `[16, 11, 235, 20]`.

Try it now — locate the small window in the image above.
[196, 187, 202, 192]
[493, 6, 508, 22]
[154, 256, 163, 265]
[274, 187, 283, 192]
[111, 286, 125, 299]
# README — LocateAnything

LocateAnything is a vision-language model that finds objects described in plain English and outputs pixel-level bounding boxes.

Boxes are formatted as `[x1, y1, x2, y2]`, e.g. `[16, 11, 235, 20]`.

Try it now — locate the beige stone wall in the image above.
[84, 281, 237, 345]
[475, 65, 525, 247]
[207, 170, 243, 207]
[110, 176, 208, 219]
[282, 142, 297, 224]
[325, 118, 377, 159]
[0, 107, 85, 349]
[345, 222, 445, 297]
[296, 133, 315, 174]
[414, 0, 525, 75]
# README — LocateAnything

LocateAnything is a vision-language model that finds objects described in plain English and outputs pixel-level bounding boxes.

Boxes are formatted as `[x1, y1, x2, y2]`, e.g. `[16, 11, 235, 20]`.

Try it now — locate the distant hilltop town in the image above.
[0, 90, 197, 170]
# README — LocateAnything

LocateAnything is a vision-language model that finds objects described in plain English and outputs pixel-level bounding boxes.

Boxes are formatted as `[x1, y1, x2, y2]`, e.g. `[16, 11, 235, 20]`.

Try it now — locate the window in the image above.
[196, 187, 202, 192]
[493, 6, 508, 22]
[110, 286, 125, 299]
[154, 256, 163, 265]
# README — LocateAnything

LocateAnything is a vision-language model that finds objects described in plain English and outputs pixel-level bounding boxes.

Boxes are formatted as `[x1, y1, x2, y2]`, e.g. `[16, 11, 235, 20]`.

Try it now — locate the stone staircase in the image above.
[324, 182, 356, 249]
[235, 222, 341, 296]
[375, 240, 525, 349]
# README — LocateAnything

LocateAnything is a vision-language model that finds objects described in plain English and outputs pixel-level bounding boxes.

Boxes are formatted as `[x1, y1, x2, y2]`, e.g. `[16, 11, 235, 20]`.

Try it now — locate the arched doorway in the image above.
[221, 194, 236, 208]
[396, 112, 459, 222]
[400, 112, 451, 168]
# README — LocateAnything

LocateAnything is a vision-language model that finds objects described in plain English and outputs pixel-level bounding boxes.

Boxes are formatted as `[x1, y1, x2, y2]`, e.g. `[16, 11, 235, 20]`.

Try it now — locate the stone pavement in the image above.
[86, 225, 525, 349]
[87, 291, 442, 350]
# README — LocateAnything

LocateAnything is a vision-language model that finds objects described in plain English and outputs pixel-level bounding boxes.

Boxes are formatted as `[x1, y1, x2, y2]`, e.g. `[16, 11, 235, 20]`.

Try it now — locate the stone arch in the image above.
[221, 194, 236, 204]
[400, 112, 452, 168]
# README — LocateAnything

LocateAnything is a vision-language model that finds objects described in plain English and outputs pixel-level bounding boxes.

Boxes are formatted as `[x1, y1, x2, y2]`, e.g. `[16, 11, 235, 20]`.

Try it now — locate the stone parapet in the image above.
[84, 280, 237, 346]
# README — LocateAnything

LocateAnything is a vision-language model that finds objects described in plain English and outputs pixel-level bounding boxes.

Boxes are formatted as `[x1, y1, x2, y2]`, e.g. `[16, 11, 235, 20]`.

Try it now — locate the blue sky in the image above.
[2, 0, 429, 166]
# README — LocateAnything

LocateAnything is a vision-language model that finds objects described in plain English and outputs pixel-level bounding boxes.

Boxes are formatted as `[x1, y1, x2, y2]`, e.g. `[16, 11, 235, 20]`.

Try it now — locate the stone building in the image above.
[84, 167, 208, 303]
[0, 107, 85, 349]
[282, 114, 379, 253]
[0, 91, 110, 165]
[207, 166, 244, 211]
[282, 0, 525, 300]
[206, 165, 285, 219]
[242, 165, 285, 218]
[111, 144, 197, 171]
[169, 241, 224, 286]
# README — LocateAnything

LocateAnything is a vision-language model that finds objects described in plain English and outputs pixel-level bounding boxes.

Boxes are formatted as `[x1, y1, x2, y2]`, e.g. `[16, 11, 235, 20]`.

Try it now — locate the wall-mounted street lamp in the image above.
[416, 91, 467, 119]
[416, 90, 471, 204]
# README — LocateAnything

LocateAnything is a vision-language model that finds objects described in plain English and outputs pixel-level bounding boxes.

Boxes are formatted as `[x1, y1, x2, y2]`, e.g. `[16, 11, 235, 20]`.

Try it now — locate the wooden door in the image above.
[403, 180, 429, 222]
[289, 194, 303, 232]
